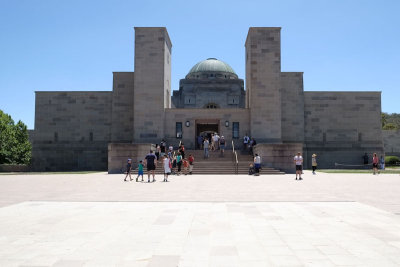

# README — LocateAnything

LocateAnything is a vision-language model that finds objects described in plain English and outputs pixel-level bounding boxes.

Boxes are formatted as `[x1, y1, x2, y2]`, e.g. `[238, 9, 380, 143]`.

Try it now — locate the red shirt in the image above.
[188, 156, 194, 164]
[373, 156, 379, 164]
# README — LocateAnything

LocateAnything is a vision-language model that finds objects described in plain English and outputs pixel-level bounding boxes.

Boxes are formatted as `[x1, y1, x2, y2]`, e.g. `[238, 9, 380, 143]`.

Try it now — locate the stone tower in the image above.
[133, 27, 172, 143]
[245, 27, 282, 143]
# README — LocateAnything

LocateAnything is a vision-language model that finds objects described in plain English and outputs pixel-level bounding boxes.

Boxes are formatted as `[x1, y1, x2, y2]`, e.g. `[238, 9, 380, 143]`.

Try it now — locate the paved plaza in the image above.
[0, 172, 400, 266]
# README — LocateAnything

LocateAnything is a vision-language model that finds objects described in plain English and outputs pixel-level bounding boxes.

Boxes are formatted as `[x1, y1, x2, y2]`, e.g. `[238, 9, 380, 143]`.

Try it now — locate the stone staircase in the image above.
[149, 149, 284, 175]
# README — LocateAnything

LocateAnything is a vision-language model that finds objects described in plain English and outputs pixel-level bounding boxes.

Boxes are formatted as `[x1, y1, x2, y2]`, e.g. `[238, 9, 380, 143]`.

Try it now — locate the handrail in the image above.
[231, 140, 239, 174]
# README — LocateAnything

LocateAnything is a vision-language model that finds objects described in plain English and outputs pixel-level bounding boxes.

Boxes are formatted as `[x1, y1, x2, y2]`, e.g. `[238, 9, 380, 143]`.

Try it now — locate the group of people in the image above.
[199, 133, 226, 158]
[248, 151, 318, 179]
[366, 152, 385, 175]
[243, 134, 257, 154]
[249, 153, 262, 176]
[124, 139, 195, 183]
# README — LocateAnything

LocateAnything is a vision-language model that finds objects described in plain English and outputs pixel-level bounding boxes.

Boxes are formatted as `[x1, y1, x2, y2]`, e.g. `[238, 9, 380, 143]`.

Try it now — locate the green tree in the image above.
[382, 112, 400, 130]
[383, 123, 398, 130]
[0, 110, 32, 164]
[381, 112, 387, 128]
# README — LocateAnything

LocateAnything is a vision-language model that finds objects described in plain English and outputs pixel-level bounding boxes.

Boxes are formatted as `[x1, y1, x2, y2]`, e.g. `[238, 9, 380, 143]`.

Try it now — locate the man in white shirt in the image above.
[213, 133, 220, 150]
[243, 134, 250, 151]
[293, 152, 303, 180]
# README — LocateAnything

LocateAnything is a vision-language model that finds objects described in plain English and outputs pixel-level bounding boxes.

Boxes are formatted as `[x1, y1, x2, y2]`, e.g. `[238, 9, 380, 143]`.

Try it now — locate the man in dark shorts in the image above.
[144, 150, 157, 183]
[294, 152, 303, 180]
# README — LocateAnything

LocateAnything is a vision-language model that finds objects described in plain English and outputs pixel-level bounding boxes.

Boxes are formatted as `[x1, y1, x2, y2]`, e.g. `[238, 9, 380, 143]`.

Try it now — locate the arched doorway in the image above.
[195, 119, 220, 149]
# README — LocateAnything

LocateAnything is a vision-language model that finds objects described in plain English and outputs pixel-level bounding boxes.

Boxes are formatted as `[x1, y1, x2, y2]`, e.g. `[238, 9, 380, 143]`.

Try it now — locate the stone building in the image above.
[30, 27, 384, 172]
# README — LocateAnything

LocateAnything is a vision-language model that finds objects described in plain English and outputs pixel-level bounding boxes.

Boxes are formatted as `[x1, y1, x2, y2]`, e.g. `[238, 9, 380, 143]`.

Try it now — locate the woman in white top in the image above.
[163, 155, 171, 182]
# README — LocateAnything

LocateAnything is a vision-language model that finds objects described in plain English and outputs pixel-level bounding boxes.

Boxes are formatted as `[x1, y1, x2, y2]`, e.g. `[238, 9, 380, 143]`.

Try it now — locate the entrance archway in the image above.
[195, 119, 220, 149]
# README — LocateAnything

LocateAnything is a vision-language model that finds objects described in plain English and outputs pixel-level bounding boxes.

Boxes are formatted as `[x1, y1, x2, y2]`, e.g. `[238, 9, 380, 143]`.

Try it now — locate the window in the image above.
[323, 132, 326, 142]
[89, 132, 93, 142]
[232, 122, 239, 139]
[54, 132, 58, 142]
[205, 103, 219, 109]
[176, 122, 183, 139]
[358, 133, 362, 142]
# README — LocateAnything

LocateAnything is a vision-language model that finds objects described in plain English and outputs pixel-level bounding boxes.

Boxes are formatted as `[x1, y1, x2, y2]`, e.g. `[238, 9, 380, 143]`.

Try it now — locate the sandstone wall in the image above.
[111, 72, 134, 142]
[245, 27, 282, 142]
[253, 143, 303, 173]
[32, 91, 112, 171]
[133, 27, 171, 143]
[383, 129, 400, 157]
[108, 143, 155, 173]
[304, 91, 384, 168]
[281, 72, 304, 143]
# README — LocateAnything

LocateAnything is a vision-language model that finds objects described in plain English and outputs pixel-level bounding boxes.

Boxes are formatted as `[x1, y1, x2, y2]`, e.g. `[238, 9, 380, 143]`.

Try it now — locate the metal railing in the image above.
[232, 140, 238, 174]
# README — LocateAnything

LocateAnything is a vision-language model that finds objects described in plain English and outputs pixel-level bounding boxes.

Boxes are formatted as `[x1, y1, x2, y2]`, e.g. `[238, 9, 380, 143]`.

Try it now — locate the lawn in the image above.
[319, 168, 400, 174]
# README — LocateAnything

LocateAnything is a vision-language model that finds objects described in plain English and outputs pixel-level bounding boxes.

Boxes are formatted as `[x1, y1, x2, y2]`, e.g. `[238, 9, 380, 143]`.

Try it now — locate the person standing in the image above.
[210, 133, 215, 151]
[380, 155, 385, 171]
[254, 153, 261, 176]
[363, 153, 369, 165]
[144, 150, 157, 183]
[213, 133, 220, 151]
[372, 153, 379, 175]
[179, 143, 185, 159]
[160, 139, 166, 158]
[243, 134, 250, 151]
[294, 152, 303, 180]
[163, 155, 171, 182]
[219, 136, 226, 157]
[204, 138, 209, 158]
[197, 135, 203, 150]
[176, 152, 182, 175]
[155, 144, 160, 162]
[311, 154, 317, 175]
[124, 158, 132, 181]
[188, 154, 194, 174]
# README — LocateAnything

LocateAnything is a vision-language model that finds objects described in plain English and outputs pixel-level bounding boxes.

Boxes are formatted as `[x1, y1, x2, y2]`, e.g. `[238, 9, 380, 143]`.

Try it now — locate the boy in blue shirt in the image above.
[136, 160, 144, 182]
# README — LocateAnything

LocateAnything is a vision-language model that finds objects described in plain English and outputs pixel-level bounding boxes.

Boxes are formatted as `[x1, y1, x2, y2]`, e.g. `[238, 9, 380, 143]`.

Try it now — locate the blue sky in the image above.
[0, 0, 399, 129]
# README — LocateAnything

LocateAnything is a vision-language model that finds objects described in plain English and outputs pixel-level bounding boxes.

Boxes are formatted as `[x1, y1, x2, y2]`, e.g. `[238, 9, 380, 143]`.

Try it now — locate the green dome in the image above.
[188, 58, 236, 75]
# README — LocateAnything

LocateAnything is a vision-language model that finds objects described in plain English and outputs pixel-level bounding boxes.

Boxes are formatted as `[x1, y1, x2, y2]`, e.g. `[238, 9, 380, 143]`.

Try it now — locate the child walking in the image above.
[188, 154, 194, 174]
[124, 158, 132, 181]
[136, 160, 144, 182]
[183, 159, 189, 175]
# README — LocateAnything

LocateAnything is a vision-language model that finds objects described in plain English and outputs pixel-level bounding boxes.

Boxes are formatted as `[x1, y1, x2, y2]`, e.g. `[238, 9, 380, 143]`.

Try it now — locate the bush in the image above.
[385, 156, 400, 165]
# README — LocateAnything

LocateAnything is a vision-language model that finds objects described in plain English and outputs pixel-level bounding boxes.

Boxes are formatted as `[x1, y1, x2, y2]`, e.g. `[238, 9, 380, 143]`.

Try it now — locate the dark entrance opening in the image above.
[195, 120, 219, 150]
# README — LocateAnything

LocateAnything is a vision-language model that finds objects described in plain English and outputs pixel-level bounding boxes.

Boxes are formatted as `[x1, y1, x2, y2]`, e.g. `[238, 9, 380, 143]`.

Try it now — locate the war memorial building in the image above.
[30, 27, 384, 173]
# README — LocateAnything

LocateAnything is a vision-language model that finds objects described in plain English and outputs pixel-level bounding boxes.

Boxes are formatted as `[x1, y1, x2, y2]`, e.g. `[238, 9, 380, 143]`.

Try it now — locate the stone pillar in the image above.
[111, 72, 134, 142]
[245, 27, 282, 143]
[133, 27, 172, 143]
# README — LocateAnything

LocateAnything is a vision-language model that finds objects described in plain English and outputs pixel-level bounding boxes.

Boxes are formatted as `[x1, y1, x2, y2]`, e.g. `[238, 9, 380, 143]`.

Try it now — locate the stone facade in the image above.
[172, 78, 246, 109]
[245, 28, 282, 143]
[383, 130, 400, 157]
[30, 26, 386, 172]
[32, 91, 111, 171]
[303, 92, 384, 168]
